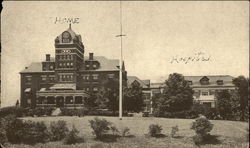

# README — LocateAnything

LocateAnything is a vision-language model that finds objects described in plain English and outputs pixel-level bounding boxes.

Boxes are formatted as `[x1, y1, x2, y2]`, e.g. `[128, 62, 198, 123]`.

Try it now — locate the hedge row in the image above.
[0, 106, 130, 118]
[0, 115, 80, 146]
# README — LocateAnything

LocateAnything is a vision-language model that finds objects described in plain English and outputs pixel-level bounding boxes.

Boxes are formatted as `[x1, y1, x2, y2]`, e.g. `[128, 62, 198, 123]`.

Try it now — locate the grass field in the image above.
[8, 116, 249, 148]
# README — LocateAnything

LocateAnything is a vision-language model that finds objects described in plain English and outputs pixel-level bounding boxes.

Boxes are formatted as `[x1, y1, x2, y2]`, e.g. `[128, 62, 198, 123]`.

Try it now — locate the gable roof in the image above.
[20, 62, 53, 73]
[83, 56, 120, 71]
[20, 56, 120, 73]
[127, 76, 150, 88]
[184, 75, 235, 87]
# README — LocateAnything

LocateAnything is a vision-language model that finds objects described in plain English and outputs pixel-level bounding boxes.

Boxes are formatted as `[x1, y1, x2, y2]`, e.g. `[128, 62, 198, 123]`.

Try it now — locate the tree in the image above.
[216, 90, 232, 119]
[95, 78, 119, 113]
[123, 82, 144, 112]
[232, 76, 249, 120]
[155, 73, 194, 113]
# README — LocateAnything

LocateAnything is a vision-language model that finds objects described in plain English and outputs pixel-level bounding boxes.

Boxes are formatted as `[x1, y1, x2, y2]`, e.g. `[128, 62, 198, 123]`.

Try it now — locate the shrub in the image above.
[20, 121, 50, 144]
[121, 127, 130, 137]
[170, 125, 179, 138]
[64, 125, 81, 144]
[60, 108, 85, 116]
[148, 124, 162, 137]
[193, 134, 203, 145]
[0, 118, 7, 145]
[110, 126, 119, 136]
[49, 120, 69, 141]
[191, 116, 213, 144]
[4, 115, 23, 143]
[89, 117, 112, 139]
[191, 116, 213, 136]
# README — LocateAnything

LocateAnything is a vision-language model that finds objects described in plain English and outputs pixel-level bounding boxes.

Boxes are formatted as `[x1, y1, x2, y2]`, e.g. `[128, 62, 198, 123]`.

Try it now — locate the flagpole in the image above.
[119, 0, 123, 120]
[116, 0, 125, 120]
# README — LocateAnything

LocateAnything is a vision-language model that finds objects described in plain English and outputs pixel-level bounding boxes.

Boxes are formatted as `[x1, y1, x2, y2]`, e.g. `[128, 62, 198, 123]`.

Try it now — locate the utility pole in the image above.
[116, 0, 125, 120]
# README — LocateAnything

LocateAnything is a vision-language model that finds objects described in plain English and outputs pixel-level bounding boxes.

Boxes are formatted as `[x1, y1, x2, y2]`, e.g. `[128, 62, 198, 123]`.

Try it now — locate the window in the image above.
[108, 74, 115, 79]
[58, 74, 73, 82]
[85, 87, 89, 91]
[93, 74, 99, 80]
[209, 90, 215, 95]
[49, 65, 54, 70]
[49, 75, 55, 82]
[203, 102, 212, 108]
[25, 75, 32, 83]
[93, 64, 97, 68]
[41, 75, 47, 82]
[201, 91, 209, 96]
[27, 99, 31, 104]
[93, 87, 98, 92]
[217, 80, 223, 85]
[82, 74, 90, 80]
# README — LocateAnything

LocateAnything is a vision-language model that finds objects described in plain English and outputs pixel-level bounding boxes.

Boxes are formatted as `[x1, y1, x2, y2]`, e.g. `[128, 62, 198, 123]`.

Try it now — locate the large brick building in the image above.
[20, 25, 127, 108]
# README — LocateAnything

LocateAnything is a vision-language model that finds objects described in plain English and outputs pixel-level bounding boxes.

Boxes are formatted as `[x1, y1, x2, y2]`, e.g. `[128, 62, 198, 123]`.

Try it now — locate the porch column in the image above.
[150, 91, 153, 114]
[63, 96, 66, 107]
[73, 96, 76, 109]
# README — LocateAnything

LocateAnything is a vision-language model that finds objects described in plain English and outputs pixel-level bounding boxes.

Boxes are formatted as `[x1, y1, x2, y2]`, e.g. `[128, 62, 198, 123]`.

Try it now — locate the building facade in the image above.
[184, 75, 235, 108]
[127, 75, 236, 112]
[20, 25, 127, 108]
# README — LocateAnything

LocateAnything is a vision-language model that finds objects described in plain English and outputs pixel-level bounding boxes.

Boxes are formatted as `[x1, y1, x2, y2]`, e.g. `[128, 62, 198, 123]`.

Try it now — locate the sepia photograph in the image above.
[0, 1, 249, 148]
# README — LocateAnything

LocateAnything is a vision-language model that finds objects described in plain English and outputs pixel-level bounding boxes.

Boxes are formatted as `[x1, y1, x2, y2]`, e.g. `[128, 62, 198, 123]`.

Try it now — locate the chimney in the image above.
[46, 54, 50, 61]
[89, 53, 93, 60]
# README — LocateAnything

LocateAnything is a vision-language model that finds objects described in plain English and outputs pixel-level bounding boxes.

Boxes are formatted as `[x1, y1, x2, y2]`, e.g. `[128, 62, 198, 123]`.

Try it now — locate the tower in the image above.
[54, 24, 85, 89]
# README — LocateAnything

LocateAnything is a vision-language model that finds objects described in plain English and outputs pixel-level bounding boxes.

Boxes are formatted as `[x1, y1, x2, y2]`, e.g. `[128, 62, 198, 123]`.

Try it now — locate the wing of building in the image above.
[127, 75, 236, 113]
[184, 75, 235, 108]
[20, 25, 127, 108]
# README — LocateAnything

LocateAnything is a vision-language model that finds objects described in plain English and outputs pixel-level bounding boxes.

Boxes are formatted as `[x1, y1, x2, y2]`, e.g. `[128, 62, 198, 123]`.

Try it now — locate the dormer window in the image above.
[200, 76, 209, 85]
[217, 80, 223, 85]
[188, 81, 193, 85]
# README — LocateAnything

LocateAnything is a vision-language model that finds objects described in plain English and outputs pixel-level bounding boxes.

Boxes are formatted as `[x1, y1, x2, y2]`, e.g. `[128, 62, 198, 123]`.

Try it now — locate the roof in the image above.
[142, 80, 150, 86]
[127, 76, 150, 88]
[20, 62, 49, 73]
[50, 83, 76, 90]
[150, 83, 165, 88]
[184, 75, 235, 87]
[82, 56, 120, 71]
[21, 56, 120, 73]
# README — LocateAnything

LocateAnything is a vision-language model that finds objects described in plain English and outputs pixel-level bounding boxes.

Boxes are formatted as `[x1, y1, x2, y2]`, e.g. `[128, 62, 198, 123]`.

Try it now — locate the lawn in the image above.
[8, 116, 249, 148]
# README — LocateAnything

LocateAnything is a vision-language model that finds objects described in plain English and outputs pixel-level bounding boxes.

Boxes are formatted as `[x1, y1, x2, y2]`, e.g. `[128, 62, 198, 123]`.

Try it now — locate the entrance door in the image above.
[56, 96, 64, 107]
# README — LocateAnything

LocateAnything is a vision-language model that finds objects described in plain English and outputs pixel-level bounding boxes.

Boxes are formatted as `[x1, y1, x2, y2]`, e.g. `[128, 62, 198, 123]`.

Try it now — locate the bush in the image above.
[110, 126, 119, 136]
[148, 124, 162, 137]
[64, 125, 81, 144]
[0, 118, 7, 145]
[49, 120, 69, 141]
[89, 117, 112, 139]
[1, 115, 51, 144]
[193, 134, 203, 145]
[4, 115, 24, 143]
[60, 108, 85, 116]
[121, 127, 130, 137]
[20, 121, 50, 144]
[170, 125, 179, 138]
[191, 116, 214, 144]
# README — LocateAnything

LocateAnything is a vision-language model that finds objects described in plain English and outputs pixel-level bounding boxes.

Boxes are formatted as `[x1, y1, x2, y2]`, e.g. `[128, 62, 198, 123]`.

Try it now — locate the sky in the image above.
[1, 1, 249, 107]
